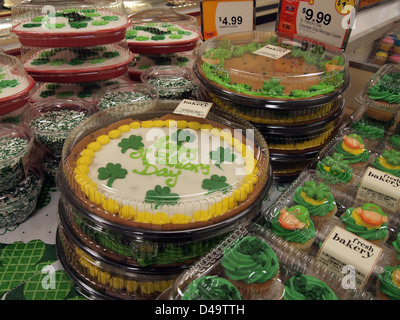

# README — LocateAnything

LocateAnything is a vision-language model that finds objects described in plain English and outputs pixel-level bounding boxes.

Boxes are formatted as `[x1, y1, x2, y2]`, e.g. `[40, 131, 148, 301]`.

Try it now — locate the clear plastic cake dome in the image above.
[128, 8, 198, 27]
[0, 52, 35, 115]
[194, 31, 349, 108]
[58, 100, 271, 232]
[10, 0, 131, 47]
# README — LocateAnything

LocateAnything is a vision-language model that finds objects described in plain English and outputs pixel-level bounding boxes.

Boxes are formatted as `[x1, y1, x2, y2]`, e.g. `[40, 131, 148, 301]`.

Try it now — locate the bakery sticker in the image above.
[356, 167, 400, 212]
[253, 44, 292, 60]
[317, 226, 382, 289]
[276, 0, 359, 50]
[173, 99, 213, 119]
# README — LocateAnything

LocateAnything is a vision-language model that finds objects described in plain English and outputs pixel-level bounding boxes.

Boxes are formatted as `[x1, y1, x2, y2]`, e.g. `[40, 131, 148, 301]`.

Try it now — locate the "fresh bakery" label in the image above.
[317, 225, 382, 289]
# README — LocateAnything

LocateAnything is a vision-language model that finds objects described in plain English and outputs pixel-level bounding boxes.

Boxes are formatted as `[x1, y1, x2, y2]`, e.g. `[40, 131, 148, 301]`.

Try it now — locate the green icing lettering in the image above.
[98, 162, 128, 188]
[132, 163, 181, 188]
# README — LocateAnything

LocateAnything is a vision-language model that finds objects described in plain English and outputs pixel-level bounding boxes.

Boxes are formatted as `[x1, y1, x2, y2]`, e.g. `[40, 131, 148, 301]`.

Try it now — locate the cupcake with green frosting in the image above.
[377, 265, 400, 300]
[181, 275, 242, 300]
[283, 272, 338, 300]
[317, 152, 354, 184]
[292, 180, 337, 226]
[221, 236, 281, 299]
[340, 202, 388, 246]
[350, 114, 390, 149]
[373, 149, 400, 178]
[333, 133, 370, 168]
[392, 232, 400, 265]
[270, 205, 316, 251]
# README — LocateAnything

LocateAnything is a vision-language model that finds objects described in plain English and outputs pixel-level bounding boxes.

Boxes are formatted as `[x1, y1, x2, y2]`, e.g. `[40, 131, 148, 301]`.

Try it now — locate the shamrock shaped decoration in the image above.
[322, 152, 351, 175]
[382, 149, 400, 166]
[98, 162, 128, 188]
[209, 147, 236, 170]
[92, 20, 109, 26]
[201, 175, 231, 194]
[171, 129, 196, 147]
[118, 135, 144, 153]
[125, 30, 137, 39]
[302, 180, 331, 201]
[145, 185, 180, 208]
[261, 77, 285, 95]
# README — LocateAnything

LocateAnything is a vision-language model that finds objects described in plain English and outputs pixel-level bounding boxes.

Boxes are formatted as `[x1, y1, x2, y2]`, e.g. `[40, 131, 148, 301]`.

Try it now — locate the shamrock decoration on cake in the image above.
[171, 129, 196, 147]
[98, 162, 128, 188]
[144, 185, 180, 208]
[118, 135, 144, 153]
[209, 147, 236, 170]
[201, 175, 231, 194]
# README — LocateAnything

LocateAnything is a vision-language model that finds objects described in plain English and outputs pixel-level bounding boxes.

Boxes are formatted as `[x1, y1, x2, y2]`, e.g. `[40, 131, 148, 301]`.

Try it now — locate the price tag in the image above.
[200, 0, 255, 41]
[276, 0, 359, 50]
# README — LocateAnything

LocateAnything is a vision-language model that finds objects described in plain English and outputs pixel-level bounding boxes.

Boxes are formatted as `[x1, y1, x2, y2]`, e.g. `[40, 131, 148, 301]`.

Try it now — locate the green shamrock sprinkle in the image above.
[209, 147, 236, 170]
[145, 185, 180, 208]
[118, 135, 144, 153]
[88, 57, 106, 64]
[201, 175, 231, 194]
[39, 90, 55, 98]
[98, 163, 128, 188]
[151, 35, 165, 41]
[69, 22, 87, 29]
[322, 152, 351, 175]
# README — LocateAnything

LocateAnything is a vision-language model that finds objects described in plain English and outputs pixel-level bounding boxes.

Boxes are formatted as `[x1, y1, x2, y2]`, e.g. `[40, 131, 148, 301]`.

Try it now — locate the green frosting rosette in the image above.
[292, 180, 336, 217]
[367, 72, 400, 104]
[181, 276, 242, 300]
[392, 232, 400, 262]
[333, 134, 369, 164]
[378, 265, 400, 300]
[221, 236, 279, 285]
[373, 149, 400, 178]
[389, 134, 400, 151]
[350, 115, 387, 141]
[283, 272, 338, 300]
[270, 205, 316, 244]
[340, 203, 388, 242]
[317, 152, 353, 183]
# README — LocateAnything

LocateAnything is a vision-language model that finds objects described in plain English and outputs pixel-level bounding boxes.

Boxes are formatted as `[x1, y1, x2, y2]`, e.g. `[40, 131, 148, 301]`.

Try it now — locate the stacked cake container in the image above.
[195, 31, 350, 182]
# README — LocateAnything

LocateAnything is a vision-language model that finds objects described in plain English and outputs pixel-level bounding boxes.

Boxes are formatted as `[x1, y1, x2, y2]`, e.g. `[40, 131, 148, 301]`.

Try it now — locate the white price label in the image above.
[173, 99, 213, 118]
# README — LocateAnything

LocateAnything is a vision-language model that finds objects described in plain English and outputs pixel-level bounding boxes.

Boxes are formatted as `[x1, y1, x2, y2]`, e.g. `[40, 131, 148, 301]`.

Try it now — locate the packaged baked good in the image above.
[11, 0, 131, 47]
[26, 98, 98, 157]
[0, 52, 35, 119]
[125, 22, 201, 54]
[128, 8, 198, 28]
[0, 123, 34, 193]
[376, 265, 400, 300]
[20, 42, 134, 83]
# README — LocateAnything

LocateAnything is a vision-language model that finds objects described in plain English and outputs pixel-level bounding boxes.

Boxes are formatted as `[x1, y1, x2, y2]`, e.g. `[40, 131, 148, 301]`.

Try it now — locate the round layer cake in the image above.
[194, 31, 348, 107]
[61, 105, 270, 231]
[11, 2, 131, 47]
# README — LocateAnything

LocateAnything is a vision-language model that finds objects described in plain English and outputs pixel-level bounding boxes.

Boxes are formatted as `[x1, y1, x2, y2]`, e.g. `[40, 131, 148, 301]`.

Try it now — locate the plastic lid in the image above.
[0, 52, 35, 115]
[11, 0, 131, 47]
[128, 8, 198, 27]
[21, 42, 134, 83]
[125, 22, 201, 54]
[140, 65, 197, 100]
[58, 100, 270, 231]
[194, 31, 349, 107]
[95, 82, 158, 111]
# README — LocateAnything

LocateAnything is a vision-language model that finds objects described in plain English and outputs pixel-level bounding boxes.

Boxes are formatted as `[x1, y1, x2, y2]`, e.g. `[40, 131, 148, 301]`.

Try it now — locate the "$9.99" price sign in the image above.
[276, 0, 359, 50]
[200, 0, 255, 40]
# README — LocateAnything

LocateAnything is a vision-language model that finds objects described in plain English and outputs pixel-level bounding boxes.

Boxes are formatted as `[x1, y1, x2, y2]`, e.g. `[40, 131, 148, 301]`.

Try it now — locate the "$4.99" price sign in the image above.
[277, 0, 359, 50]
[200, 0, 255, 40]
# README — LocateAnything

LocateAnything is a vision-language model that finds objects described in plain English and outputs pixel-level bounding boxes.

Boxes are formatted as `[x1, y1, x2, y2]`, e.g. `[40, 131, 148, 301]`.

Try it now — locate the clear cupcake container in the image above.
[128, 8, 198, 28]
[355, 64, 400, 122]
[20, 41, 134, 83]
[25, 98, 98, 157]
[128, 51, 196, 81]
[0, 163, 43, 228]
[0, 123, 34, 193]
[126, 22, 201, 54]
[0, 52, 36, 116]
[166, 223, 370, 300]
[58, 100, 271, 232]
[193, 31, 349, 108]
[140, 65, 197, 100]
[29, 76, 131, 103]
[200, 87, 346, 126]
[56, 224, 185, 300]
[94, 82, 159, 111]
[10, 0, 131, 47]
